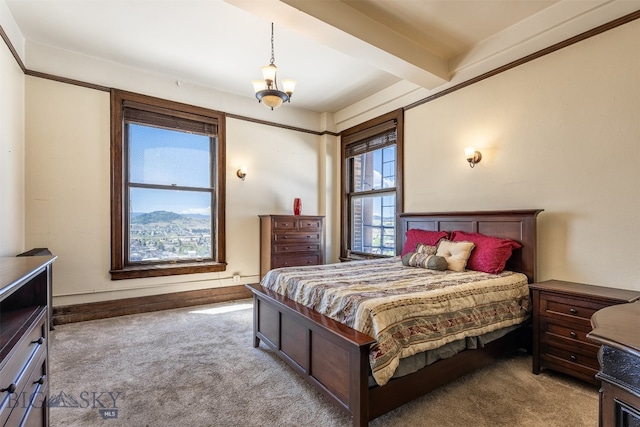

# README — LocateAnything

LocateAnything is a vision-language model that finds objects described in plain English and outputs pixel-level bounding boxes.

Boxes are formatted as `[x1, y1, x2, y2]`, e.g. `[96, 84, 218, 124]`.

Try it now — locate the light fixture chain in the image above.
[270, 23, 275, 65]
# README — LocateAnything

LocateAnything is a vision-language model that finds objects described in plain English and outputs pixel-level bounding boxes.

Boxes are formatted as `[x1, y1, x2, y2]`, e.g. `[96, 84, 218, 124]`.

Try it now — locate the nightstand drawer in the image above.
[542, 319, 593, 344]
[272, 255, 321, 269]
[541, 343, 600, 370]
[541, 327, 600, 357]
[540, 293, 607, 324]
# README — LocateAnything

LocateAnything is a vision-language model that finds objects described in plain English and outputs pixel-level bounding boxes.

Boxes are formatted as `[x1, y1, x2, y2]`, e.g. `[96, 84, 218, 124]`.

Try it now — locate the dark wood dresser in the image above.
[588, 302, 640, 427]
[530, 280, 640, 385]
[1, 255, 55, 426]
[259, 215, 324, 278]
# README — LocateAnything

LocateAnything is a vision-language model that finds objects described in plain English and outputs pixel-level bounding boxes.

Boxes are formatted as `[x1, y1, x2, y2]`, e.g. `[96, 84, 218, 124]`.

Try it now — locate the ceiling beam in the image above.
[225, 0, 450, 89]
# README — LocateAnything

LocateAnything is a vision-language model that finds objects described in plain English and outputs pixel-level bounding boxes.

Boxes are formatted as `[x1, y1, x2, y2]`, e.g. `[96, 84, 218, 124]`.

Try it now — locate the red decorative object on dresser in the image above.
[249, 209, 542, 426]
[293, 198, 302, 215]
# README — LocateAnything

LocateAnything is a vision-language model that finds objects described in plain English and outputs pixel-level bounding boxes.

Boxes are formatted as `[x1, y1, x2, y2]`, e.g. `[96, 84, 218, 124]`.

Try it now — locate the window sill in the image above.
[110, 261, 227, 280]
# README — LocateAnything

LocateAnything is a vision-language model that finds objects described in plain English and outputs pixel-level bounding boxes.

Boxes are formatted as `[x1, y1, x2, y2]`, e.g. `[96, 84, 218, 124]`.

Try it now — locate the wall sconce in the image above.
[236, 166, 247, 181]
[465, 147, 482, 168]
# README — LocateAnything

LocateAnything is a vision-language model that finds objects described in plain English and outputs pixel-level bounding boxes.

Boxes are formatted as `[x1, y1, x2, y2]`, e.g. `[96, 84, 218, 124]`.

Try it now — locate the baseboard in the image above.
[52, 285, 252, 325]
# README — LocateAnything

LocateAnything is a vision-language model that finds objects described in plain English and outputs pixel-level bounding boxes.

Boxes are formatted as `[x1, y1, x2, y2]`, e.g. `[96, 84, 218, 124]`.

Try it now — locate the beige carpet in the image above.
[49, 299, 599, 427]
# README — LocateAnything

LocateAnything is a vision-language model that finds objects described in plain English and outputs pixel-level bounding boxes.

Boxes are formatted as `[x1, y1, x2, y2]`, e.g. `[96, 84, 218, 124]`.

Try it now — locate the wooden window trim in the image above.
[340, 109, 404, 260]
[110, 89, 227, 280]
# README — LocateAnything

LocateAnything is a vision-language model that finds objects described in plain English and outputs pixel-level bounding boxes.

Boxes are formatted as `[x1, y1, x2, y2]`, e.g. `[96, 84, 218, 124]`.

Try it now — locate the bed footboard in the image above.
[248, 283, 375, 427]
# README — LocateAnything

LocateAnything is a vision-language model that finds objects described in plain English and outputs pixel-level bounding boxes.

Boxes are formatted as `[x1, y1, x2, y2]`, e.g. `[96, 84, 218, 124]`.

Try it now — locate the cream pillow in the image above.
[436, 240, 475, 272]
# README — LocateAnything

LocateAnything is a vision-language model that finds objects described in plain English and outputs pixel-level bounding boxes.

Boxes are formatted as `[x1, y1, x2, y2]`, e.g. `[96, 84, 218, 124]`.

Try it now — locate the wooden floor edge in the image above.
[52, 285, 253, 325]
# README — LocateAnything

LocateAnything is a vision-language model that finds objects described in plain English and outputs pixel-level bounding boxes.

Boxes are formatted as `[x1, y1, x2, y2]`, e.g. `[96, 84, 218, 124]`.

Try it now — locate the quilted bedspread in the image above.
[260, 257, 531, 386]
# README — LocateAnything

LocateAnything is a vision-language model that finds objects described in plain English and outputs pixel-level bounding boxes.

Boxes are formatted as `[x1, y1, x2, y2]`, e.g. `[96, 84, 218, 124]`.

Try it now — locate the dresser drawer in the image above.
[3, 350, 47, 427]
[0, 312, 46, 393]
[273, 218, 298, 230]
[273, 232, 321, 243]
[272, 255, 321, 269]
[540, 293, 608, 324]
[298, 219, 322, 231]
[0, 311, 47, 426]
[273, 243, 321, 254]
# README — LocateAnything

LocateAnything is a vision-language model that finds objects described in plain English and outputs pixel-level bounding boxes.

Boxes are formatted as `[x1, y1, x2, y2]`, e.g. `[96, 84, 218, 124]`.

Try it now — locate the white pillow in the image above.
[436, 240, 475, 272]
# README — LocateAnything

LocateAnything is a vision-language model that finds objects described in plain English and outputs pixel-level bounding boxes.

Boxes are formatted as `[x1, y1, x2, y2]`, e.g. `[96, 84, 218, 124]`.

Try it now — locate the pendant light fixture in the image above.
[252, 23, 296, 110]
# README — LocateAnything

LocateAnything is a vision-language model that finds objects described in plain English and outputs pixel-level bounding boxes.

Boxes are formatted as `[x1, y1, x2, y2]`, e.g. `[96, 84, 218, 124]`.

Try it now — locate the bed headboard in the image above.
[398, 210, 543, 283]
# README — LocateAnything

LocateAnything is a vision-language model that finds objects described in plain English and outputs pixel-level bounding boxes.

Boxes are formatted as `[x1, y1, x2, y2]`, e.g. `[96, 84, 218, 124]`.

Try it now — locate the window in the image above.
[110, 90, 226, 279]
[341, 110, 403, 259]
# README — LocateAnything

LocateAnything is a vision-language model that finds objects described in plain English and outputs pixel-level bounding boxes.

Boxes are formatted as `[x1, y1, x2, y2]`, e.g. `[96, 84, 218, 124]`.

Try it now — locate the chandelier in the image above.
[252, 23, 296, 110]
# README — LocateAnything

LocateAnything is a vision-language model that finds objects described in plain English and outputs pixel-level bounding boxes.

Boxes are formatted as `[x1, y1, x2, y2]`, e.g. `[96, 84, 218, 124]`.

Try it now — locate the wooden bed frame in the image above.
[247, 209, 542, 426]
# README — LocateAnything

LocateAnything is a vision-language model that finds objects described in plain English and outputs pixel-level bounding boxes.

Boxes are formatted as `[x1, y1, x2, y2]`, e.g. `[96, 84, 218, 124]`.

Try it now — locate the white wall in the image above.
[24, 77, 337, 305]
[404, 19, 640, 290]
[0, 36, 25, 256]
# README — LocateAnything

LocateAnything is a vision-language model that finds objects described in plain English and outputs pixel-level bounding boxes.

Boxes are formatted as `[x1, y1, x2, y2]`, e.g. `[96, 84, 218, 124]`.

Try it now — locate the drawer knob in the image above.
[306, 261, 312, 264]
[283, 236, 288, 239]
[570, 354, 577, 362]
[32, 337, 45, 345]
[283, 263, 289, 266]
[569, 308, 578, 314]
[284, 247, 289, 250]
[569, 331, 577, 338]
[1, 383, 16, 394]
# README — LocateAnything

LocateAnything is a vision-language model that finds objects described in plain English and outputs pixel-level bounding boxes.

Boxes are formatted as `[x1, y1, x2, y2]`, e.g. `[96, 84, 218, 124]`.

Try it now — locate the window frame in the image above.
[110, 90, 226, 280]
[340, 109, 404, 260]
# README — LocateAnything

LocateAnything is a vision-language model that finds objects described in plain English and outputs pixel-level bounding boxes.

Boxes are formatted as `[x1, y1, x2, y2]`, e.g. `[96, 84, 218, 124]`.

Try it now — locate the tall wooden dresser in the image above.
[1, 255, 55, 427]
[259, 215, 324, 278]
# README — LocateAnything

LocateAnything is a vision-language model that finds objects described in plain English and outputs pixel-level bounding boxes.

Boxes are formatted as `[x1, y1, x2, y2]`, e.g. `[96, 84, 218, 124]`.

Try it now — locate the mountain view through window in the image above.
[127, 124, 213, 263]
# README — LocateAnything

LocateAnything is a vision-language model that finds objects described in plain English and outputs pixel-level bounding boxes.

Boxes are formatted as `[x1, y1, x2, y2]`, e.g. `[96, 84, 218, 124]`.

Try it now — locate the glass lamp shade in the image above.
[261, 64, 278, 86]
[464, 147, 476, 160]
[252, 80, 266, 93]
[282, 78, 296, 96]
[262, 94, 284, 109]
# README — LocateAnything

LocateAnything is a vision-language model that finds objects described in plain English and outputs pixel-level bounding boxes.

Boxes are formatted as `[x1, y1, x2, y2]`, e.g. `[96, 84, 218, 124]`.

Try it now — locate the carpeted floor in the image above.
[49, 299, 599, 426]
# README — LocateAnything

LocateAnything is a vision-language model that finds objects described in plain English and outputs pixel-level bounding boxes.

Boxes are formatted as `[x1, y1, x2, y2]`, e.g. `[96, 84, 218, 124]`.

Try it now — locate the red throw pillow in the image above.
[401, 229, 449, 256]
[450, 230, 522, 274]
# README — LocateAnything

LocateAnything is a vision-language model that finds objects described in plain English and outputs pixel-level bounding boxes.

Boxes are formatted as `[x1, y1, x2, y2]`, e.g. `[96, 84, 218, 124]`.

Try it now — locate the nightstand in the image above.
[529, 280, 640, 385]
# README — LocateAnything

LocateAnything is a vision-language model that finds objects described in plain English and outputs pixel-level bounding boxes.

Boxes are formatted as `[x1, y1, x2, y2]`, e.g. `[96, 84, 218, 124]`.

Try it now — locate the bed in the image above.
[247, 209, 542, 426]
